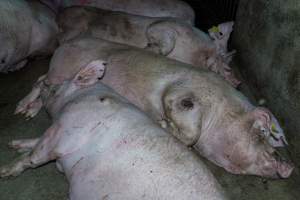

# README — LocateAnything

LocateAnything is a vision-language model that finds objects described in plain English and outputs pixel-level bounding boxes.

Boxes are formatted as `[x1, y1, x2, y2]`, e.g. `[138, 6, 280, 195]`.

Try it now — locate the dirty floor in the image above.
[0, 58, 299, 200]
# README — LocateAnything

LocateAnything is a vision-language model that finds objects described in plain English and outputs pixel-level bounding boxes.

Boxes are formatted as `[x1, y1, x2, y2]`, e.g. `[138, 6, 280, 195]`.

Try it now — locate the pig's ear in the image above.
[146, 23, 176, 56]
[73, 60, 107, 87]
[251, 107, 272, 139]
[252, 107, 271, 125]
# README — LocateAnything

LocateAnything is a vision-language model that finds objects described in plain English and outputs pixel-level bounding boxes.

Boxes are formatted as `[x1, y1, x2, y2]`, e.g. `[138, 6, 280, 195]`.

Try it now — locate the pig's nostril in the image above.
[1, 59, 5, 64]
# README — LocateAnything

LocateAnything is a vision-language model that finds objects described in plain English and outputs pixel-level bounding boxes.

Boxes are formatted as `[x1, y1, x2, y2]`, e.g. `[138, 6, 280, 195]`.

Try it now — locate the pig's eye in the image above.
[260, 127, 269, 137]
[180, 98, 194, 110]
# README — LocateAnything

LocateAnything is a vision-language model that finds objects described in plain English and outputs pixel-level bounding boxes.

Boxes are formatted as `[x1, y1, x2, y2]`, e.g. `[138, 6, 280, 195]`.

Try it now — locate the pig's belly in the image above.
[62, 140, 215, 200]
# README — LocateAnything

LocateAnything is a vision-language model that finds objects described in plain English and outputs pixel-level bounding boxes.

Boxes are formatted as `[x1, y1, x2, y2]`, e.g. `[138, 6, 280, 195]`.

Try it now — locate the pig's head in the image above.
[208, 21, 234, 41]
[208, 21, 234, 56]
[161, 75, 293, 178]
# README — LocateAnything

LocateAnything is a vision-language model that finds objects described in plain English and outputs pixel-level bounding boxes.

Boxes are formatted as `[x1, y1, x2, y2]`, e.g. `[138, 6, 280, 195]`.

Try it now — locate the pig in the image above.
[208, 22, 236, 64]
[41, 0, 195, 25]
[15, 37, 293, 178]
[0, 0, 58, 73]
[0, 62, 228, 200]
[57, 6, 240, 87]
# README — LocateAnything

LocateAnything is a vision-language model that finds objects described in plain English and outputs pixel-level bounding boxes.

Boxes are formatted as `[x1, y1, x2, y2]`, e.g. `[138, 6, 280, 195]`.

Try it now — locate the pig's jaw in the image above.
[245, 151, 294, 178]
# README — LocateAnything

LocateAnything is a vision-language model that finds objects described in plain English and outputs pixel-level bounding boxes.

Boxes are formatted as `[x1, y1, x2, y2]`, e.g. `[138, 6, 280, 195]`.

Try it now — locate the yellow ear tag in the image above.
[209, 26, 220, 33]
[271, 123, 279, 134]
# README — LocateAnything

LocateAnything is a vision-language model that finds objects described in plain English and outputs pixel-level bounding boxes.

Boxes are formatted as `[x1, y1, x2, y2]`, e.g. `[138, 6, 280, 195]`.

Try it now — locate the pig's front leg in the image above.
[8, 138, 40, 153]
[15, 74, 46, 118]
[0, 124, 60, 178]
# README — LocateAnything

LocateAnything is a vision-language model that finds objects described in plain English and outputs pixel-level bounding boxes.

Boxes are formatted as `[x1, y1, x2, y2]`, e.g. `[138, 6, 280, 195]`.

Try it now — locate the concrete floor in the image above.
[0, 58, 299, 200]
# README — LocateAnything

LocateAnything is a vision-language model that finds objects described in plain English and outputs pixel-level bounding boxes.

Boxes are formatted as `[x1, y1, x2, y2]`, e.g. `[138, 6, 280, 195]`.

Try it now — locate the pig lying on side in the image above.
[0, 0, 58, 73]
[16, 37, 293, 178]
[41, 0, 195, 24]
[57, 6, 240, 87]
[1, 62, 227, 200]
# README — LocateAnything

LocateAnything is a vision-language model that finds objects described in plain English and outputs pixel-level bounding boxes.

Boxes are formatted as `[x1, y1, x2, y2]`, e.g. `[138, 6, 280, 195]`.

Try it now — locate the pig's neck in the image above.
[102, 50, 187, 121]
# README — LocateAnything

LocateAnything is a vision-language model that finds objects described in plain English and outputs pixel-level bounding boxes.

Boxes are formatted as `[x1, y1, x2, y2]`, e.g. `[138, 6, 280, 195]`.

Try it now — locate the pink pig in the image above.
[1, 61, 227, 200]
[15, 37, 293, 178]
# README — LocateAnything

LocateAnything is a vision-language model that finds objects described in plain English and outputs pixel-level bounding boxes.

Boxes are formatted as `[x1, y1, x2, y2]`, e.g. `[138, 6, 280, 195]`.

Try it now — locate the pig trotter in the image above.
[15, 97, 43, 119]
[25, 98, 43, 119]
[0, 124, 61, 178]
[8, 138, 40, 153]
[0, 152, 31, 178]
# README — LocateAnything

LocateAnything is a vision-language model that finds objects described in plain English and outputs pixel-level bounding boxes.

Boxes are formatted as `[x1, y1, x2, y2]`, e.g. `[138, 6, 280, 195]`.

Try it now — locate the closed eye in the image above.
[180, 98, 194, 110]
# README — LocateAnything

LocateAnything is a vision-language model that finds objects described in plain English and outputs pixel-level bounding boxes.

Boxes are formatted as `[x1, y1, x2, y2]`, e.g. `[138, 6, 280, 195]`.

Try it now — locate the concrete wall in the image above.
[233, 0, 300, 148]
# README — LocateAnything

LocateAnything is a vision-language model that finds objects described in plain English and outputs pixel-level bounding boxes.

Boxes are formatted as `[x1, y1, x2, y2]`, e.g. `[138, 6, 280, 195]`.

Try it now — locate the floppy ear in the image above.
[73, 60, 107, 87]
[146, 22, 176, 56]
[252, 107, 271, 125]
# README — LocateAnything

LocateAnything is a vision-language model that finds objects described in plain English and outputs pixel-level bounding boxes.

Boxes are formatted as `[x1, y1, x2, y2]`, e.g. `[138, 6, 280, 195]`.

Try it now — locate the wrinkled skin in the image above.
[41, 0, 195, 24]
[16, 37, 293, 178]
[1, 63, 227, 200]
[57, 6, 240, 87]
[0, 0, 58, 73]
[208, 21, 236, 64]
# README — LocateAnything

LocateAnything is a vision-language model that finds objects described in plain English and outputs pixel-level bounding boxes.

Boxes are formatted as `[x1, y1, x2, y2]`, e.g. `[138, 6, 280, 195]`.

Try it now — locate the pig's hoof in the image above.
[15, 101, 41, 119]
[0, 165, 21, 178]
[15, 100, 31, 115]
[8, 141, 32, 153]
[24, 107, 40, 119]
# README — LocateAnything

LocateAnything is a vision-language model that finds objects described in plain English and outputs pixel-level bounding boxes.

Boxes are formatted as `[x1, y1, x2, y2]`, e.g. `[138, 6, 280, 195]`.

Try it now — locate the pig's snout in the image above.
[263, 150, 294, 179]
[273, 151, 294, 178]
[276, 160, 294, 178]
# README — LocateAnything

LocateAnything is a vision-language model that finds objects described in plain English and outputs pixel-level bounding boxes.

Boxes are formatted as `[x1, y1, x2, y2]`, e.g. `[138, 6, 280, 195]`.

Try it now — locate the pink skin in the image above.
[56, 6, 240, 87]
[15, 37, 293, 178]
[208, 21, 236, 64]
[41, 0, 195, 24]
[195, 107, 293, 178]
[2, 62, 227, 200]
[0, 0, 58, 73]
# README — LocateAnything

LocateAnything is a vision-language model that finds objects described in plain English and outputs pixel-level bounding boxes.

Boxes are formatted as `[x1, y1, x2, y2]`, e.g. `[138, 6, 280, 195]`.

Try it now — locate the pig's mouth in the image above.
[260, 150, 294, 179]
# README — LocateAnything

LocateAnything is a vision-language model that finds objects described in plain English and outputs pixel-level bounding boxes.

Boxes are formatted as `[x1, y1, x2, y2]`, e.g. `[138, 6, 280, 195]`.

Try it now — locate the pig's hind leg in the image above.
[0, 123, 61, 178]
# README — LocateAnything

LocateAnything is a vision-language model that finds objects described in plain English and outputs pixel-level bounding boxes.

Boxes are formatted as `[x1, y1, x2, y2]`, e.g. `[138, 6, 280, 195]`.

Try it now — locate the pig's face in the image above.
[203, 107, 294, 178]
[162, 77, 293, 178]
[208, 21, 234, 41]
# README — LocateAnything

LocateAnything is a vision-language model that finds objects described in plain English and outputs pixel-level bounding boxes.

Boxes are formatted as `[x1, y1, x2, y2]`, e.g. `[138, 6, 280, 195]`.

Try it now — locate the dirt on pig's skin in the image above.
[0, 58, 299, 200]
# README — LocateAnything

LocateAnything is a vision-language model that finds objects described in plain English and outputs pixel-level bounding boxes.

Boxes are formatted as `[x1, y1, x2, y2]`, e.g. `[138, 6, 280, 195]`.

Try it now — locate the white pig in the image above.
[15, 37, 293, 178]
[1, 61, 227, 200]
